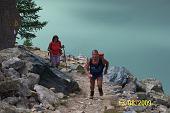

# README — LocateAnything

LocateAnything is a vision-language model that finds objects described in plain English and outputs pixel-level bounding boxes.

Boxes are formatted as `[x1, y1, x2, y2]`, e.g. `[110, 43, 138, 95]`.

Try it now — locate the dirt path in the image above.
[57, 72, 115, 113]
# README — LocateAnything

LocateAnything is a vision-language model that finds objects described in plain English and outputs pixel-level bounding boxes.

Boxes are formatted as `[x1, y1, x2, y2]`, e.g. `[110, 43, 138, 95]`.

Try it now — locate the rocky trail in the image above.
[56, 72, 114, 113]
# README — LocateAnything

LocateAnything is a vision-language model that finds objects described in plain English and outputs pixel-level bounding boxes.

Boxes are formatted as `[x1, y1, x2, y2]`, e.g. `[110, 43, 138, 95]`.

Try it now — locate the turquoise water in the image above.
[17, 0, 170, 94]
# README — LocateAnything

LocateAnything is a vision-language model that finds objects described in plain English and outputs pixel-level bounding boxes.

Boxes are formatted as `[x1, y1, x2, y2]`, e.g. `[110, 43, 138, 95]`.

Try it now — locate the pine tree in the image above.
[23, 38, 33, 47]
[16, 0, 47, 45]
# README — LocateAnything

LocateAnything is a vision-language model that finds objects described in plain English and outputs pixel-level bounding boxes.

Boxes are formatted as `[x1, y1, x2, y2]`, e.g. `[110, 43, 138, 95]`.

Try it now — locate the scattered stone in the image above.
[126, 106, 146, 112]
[158, 105, 168, 113]
[34, 84, 60, 107]
[56, 92, 65, 99]
[60, 68, 72, 73]
[52, 110, 61, 113]
[50, 87, 56, 92]
[76, 110, 85, 113]
[32, 104, 45, 112]
[136, 92, 148, 100]
[123, 110, 137, 113]
[112, 85, 122, 94]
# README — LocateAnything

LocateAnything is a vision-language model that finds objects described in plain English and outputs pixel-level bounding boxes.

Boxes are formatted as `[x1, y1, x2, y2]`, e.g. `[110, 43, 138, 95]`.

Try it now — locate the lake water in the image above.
[17, 0, 170, 94]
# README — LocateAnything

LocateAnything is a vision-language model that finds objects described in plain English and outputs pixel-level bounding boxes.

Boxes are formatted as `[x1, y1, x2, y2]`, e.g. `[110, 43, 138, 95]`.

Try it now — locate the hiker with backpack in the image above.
[84, 50, 109, 99]
[48, 35, 64, 68]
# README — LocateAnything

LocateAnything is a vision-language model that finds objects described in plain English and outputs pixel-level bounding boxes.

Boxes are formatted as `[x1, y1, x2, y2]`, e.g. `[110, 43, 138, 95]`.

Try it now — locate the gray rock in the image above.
[2, 97, 20, 105]
[0, 79, 20, 98]
[0, 101, 18, 113]
[142, 78, 164, 94]
[136, 92, 148, 100]
[32, 104, 45, 112]
[149, 92, 170, 107]
[166, 108, 170, 113]
[3, 68, 20, 78]
[18, 78, 32, 97]
[109, 66, 133, 86]
[2, 57, 25, 71]
[0, 101, 30, 113]
[60, 68, 72, 73]
[53, 110, 61, 113]
[157, 105, 168, 113]
[56, 92, 65, 99]
[16, 97, 30, 109]
[69, 64, 85, 73]
[0, 46, 80, 95]
[26, 72, 40, 89]
[122, 81, 136, 93]
[126, 106, 147, 112]
[112, 85, 122, 93]
[34, 84, 60, 107]
[0, 71, 5, 81]
[135, 80, 146, 92]
[123, 110, 137, 113]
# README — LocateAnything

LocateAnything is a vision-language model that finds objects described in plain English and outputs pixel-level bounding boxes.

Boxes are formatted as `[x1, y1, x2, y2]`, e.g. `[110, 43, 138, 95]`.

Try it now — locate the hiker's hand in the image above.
[61, 45, 64, 48]
[88, 74, 92, 79]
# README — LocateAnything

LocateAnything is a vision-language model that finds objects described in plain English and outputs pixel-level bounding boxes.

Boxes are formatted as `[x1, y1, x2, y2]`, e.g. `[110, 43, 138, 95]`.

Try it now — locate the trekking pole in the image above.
[62, 46, 67, 69]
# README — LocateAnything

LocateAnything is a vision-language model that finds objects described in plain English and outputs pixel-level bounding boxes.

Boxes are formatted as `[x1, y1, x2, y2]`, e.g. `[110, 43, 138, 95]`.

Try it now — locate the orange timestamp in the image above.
[118, 99, 154, 106]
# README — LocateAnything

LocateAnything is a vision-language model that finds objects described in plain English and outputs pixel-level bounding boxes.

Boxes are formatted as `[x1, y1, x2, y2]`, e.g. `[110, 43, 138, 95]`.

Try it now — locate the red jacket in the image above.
[49, 41, 61, 55]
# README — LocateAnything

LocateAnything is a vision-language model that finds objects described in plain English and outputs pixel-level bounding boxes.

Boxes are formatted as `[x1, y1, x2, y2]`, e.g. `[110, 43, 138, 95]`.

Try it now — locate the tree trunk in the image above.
[0, 0, 20, 50]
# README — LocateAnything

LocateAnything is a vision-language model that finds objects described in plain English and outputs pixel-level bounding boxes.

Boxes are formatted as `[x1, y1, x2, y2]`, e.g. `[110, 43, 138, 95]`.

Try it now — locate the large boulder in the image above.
[34, 84, 60, 107]
[108, 66, 133, 86]
[0, 78, 31, 98]
[1, 57, 25, 71]
[0, 46, 80, 95]
[0, 79, 20, 98]
[141, 78, 164, 94]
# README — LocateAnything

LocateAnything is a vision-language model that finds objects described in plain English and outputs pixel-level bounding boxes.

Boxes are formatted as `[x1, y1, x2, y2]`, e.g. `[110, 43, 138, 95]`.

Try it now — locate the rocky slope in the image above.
[0, 46, 169, 113]
[0, 46, 80, 113]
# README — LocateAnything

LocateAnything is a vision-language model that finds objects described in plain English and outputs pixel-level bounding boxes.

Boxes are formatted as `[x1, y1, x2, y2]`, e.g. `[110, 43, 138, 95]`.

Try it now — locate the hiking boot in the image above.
[98, 88, 103, 96]
[89, 91, 94, 99]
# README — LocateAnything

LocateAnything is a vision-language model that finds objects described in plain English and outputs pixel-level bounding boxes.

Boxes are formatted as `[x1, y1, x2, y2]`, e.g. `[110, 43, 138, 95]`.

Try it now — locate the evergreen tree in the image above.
[23, 38, 33, 47]
[16, 0, 47, 45]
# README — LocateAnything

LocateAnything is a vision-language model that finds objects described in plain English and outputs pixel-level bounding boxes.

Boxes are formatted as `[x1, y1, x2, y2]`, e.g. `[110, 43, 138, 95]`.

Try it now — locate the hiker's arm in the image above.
[84, 60, 92, 78]
[48, 44, 50, 51]
[103, 59, 109, 74]
[84, 61, 90, 75]
[48, 43, 52, 55]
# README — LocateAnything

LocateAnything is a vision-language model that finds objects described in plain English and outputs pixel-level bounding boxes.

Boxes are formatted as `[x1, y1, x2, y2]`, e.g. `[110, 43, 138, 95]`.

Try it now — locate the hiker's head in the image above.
[52, 35, 59, 42]
[92, 50, 99, 59]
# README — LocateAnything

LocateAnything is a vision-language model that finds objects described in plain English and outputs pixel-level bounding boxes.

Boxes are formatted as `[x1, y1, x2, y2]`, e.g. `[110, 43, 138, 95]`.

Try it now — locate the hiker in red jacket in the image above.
[48, 35, 63, 68]
[85, 50, 109, 99]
